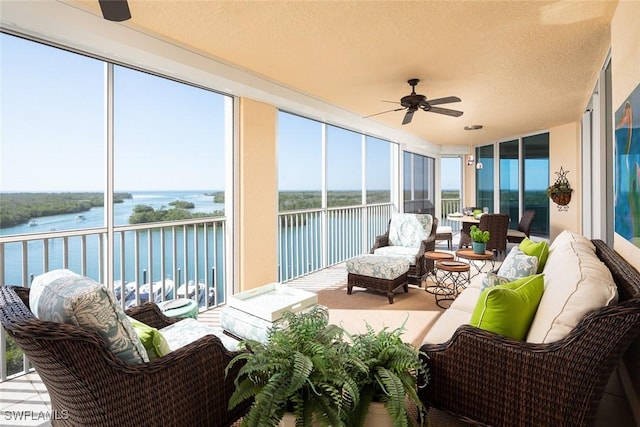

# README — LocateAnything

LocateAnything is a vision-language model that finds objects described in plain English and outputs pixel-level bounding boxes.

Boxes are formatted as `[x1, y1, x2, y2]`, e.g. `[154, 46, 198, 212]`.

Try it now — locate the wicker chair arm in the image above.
[126, 302, 180, 329]
[370, 234, 389, 252]
[419, 299, 640, 426]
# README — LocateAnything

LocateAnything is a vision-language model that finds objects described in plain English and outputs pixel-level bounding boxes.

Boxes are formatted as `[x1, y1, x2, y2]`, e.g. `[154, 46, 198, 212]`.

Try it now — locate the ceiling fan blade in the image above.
[427, 96, 461, 106]
[402, 109, 415, 125]
[99, 0, 131, 22]
[364, 107, 406, 119]
[381, 100, 401, 104]
[428, 106, 464, 117]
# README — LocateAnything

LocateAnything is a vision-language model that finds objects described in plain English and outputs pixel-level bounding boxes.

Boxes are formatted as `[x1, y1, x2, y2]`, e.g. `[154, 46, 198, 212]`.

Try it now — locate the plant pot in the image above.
[472, 242, 486, 254]
[551, 192, 571, 206]
[363, 401, 394, 427]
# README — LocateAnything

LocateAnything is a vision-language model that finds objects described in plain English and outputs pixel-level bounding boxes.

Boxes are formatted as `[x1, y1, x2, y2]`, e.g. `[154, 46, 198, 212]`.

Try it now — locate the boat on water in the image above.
[75, 215, 86, 221]
[28, 219, 38, 227]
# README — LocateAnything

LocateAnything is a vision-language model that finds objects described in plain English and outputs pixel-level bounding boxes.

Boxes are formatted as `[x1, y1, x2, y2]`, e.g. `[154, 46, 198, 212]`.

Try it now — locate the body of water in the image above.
[1, 191, 226, 295]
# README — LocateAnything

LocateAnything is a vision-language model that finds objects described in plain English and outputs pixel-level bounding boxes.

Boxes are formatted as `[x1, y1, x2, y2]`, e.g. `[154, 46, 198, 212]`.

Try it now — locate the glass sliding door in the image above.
[476, 145, 494, 211]
[499, 139, 519, 228]
[523, 133, 550, 238]
[403, 152, 435, 215]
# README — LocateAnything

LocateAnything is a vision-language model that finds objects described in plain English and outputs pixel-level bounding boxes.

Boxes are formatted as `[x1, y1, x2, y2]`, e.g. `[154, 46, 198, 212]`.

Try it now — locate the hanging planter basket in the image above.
[550, 192, 571, 206]
[547, 167, 573, 211]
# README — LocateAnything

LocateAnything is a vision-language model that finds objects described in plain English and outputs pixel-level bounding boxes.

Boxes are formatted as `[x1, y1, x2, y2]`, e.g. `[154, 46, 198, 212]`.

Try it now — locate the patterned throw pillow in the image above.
[497, 247, 539, 279]
[519, 238, 550, 273]
[30, 270, 149, 364]
[480, 272, 512, 291]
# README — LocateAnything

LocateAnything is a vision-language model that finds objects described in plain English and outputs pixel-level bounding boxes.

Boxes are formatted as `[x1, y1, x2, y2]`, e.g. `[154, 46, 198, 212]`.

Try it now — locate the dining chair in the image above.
[478, 213, 510, 257]
[507, 210, 536, 244]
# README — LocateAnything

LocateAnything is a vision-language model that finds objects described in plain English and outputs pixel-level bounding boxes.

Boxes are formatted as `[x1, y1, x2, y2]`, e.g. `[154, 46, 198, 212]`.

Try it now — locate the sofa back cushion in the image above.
[526, 239, 618, 343]
[388, 213, 432, 248]
[30, 269, 149, 364]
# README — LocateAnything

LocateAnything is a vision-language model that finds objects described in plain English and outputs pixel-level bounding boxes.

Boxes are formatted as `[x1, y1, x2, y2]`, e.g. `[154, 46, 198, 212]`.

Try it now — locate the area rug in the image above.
[316, 280, 445, 312]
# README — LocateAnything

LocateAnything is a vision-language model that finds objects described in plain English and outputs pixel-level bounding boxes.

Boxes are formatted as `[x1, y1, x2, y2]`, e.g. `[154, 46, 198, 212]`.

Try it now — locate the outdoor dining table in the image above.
[447, 214, 480, 248]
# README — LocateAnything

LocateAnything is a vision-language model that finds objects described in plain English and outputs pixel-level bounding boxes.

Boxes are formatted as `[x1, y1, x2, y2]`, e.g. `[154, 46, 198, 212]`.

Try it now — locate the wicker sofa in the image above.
[418, 235, 640, 426]
[370, 213, 438, 285]
[0, 285, 250, 427]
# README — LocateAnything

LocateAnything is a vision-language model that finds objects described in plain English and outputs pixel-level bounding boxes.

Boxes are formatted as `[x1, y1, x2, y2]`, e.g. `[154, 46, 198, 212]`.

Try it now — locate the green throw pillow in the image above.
[127, 316, 171, 360]
[470, 274, 544, 341]
[519, 238, 549, 273]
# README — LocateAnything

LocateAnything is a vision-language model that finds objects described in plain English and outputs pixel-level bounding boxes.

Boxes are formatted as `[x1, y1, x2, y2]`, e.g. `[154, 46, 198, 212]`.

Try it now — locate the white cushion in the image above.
[373, 246, 418, 266]
[549, 230, 595, 253]
[30, 270, 149, 364]
[526, 240, 618, 343]
[449, 287, 483, 313]
[422, 308, 472, 345]
[161, 318, 241, 352]
[437, 225, 453, 233]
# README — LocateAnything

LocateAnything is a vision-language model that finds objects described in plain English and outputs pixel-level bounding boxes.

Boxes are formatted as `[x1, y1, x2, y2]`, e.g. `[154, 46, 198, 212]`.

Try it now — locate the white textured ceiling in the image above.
[74, 0, 616, 147]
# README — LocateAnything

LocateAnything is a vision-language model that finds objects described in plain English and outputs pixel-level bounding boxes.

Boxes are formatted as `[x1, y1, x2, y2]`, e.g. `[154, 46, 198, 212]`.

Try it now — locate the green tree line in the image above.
[0, 192, 132, 228]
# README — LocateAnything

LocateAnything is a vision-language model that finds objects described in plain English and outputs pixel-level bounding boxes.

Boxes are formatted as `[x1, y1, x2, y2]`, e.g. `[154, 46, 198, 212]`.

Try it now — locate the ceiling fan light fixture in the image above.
[99, 0, 131, 22]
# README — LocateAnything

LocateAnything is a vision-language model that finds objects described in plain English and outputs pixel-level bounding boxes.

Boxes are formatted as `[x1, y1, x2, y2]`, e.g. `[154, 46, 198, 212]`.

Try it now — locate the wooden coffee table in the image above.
[455, 249, 495, 278]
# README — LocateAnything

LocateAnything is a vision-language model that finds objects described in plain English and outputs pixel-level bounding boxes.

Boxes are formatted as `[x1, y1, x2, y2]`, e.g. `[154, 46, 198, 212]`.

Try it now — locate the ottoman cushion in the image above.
[346, 254, 409, 280]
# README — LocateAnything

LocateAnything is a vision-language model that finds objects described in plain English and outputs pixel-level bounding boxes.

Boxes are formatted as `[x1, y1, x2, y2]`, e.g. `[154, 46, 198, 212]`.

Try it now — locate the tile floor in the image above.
[1, 238, 637, 426]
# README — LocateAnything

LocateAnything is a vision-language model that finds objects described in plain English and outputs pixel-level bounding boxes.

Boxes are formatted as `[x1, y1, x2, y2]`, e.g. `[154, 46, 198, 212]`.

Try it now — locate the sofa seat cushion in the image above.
[29, 269, 149, 364]
[470, 274, 545, 341]
[160, 318, 241, 352]
[346, 254, 410, 280]
[422, 307, 472, 345]
[449, 287, 483, 313]
[387, 213, 432, 248]
[372, 246, 417, 267]
[526, 240, 618, 343]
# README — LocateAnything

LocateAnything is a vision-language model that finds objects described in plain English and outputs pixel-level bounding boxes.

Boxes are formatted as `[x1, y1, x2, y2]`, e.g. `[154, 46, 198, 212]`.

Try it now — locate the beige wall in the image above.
[611, 1, 640, 272]
[548, 122, 581, 240]
[237, 98, 278, 291]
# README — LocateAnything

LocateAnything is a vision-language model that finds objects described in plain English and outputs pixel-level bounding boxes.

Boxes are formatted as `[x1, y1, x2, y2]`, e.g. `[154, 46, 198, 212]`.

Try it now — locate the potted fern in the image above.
[470, 225, 490, 254]
[345, 323, 429, 427]
[226, 306, 365, 427]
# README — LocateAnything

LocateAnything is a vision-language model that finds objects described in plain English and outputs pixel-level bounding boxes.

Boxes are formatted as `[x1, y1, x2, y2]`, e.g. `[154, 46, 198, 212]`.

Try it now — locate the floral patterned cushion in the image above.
[346, 254, 409, 280]
[160, 318, 241, 352]
[29, 270, 149, 364]
[387, 213, 433, 248]
[480, 272, 512, 291]
[497, 247, 539, 280]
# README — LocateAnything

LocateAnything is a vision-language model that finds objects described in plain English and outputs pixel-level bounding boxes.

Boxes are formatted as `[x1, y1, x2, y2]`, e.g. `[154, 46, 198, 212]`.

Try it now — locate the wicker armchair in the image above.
[370, 213, 438, 285]
[418, 240, 640, 426]
[0, 286, 250, 427]
[478, 213, 510, 257]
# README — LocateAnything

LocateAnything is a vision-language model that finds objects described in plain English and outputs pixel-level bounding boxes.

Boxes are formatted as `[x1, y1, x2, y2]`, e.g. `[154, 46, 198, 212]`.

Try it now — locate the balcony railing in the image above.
[0, 217, 227, 381]
[278, 203, 394, 282]
[440, 197, 462, 231]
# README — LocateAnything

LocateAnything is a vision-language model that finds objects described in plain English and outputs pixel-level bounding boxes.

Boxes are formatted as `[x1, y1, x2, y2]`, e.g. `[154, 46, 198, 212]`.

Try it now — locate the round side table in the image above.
[433, 260, 470, 309]
[455, 249, 495, 278]
[423, 251, 455, 294]
[157, 298, 199, 319]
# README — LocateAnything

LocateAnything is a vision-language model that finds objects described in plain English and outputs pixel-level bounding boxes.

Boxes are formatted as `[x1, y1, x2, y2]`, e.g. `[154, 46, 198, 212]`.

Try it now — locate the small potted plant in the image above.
[345, 323, 429, 427]
[226, 306, 365, 427]
[470, 225, 490, 254]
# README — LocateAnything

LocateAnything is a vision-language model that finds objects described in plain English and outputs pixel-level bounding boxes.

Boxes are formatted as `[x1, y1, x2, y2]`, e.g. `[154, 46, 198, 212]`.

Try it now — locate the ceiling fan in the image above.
[99, 0, 131, 22]
[366, 79, 463, 125]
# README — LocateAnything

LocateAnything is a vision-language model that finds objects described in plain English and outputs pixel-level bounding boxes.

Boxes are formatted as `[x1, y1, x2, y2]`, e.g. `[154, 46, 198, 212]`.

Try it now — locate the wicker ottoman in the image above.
[345, 254, 410, 304]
